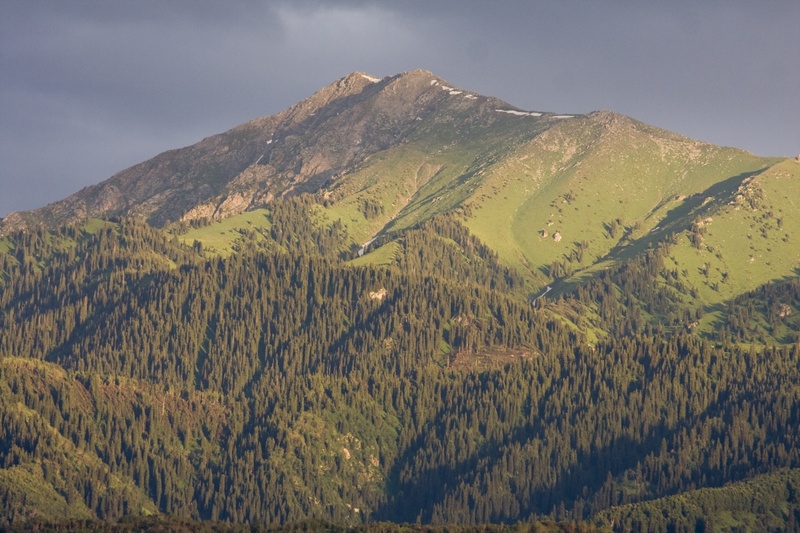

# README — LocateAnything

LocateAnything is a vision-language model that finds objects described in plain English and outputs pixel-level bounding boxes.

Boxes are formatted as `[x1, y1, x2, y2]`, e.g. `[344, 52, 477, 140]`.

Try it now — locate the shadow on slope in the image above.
[550, 167, 770, 300]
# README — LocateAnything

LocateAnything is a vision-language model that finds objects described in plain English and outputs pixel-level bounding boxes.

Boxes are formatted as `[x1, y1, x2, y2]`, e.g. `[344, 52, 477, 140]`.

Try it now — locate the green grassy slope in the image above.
[666, 159, 800, 313]
[0, 464, 94, 522]
[319, 109, 552, 247]
[175, 208, 272, 256]
[463, 113, 779, 289]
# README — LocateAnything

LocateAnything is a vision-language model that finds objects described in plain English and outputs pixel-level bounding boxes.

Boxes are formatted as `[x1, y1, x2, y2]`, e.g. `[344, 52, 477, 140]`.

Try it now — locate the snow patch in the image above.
[441, 85, 454, 91]
[464, 94, 478, 100]
[495, 109, 542, 117]
[266, 139, 273, 144]
[552, 115, 574, 119]
[361, 73, 381, 83]
[430, 80, 439, 85]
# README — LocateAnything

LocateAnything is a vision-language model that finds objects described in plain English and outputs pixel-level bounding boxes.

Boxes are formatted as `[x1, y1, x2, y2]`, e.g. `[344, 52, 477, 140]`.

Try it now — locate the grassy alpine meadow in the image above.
[175, 208, 272, 256]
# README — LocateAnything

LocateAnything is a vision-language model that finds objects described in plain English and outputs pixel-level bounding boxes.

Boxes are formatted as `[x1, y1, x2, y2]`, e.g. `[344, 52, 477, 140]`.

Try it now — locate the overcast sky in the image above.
[1, 1, 798, 217]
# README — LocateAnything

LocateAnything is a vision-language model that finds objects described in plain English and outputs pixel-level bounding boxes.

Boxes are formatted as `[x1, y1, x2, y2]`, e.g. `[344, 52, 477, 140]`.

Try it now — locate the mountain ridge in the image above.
[0, 69, 581, 231]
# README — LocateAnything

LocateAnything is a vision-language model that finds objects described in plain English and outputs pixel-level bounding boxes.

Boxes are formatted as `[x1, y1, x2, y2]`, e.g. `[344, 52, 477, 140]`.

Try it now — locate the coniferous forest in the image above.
[1, 195, 799, 532]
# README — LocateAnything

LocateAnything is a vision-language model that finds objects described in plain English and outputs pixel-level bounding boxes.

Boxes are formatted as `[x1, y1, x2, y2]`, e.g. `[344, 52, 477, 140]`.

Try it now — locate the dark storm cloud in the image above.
[1, 2, 283, 214]
[1, 1, 798, 216]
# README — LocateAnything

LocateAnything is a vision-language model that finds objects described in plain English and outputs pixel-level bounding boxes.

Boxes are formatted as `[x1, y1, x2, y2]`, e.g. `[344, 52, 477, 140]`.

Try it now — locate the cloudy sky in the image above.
[1, 1, 798, 217]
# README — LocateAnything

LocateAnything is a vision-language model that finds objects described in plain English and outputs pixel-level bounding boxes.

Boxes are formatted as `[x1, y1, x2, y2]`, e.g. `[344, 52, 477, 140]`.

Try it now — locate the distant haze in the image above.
[1, 1, 798, 217]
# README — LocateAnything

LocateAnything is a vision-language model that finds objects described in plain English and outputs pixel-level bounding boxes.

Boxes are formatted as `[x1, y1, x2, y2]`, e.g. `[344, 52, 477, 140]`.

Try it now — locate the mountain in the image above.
[1, 71, 799, 528]
[3, 69, 798, 314]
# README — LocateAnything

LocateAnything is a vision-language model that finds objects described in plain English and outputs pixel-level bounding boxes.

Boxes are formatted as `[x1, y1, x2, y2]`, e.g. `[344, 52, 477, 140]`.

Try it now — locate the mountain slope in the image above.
[2, 70, 795, 312]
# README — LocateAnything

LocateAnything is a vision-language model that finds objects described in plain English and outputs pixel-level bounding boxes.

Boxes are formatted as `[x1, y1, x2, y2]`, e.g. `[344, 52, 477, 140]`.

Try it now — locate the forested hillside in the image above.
[2, 195, 799, 530]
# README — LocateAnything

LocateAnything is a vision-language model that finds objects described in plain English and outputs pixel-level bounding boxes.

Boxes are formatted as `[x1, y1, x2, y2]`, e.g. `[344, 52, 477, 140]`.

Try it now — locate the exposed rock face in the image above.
[369, 288, 388, 301]
[0, 70, 512, 232]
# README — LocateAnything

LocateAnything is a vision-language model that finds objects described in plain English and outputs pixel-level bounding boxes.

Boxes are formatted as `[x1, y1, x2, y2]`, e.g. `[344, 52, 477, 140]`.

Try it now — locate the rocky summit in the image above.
[2, 70, 511, 229]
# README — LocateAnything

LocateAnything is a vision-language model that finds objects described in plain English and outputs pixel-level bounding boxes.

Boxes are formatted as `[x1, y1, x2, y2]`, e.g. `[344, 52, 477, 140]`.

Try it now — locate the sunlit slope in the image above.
[176, 208, 271, 256]
[319, 97, 555, 247]
[665, 157, 800, 319]
[461, 112, 777, 283]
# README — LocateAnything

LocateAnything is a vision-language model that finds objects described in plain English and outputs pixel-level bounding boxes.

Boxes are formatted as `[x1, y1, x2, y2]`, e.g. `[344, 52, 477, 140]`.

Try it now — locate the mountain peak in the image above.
[397, 68, 437, 80]
[1, 70, 779, 237]
[339, 69, 441, 90]
[386, 69, 450, 91]
[296, 70, 443, 115]
[335, 71, 383, 88]
[350, 71, 383, 83]
[288, 72, 382, 116]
